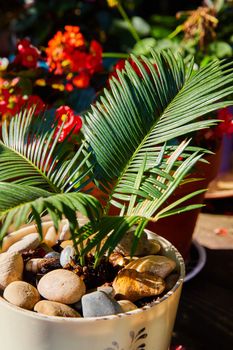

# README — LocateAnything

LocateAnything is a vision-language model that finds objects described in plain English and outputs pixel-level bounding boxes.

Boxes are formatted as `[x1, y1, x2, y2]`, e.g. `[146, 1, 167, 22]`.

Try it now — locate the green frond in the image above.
[83, 50, 233, 214]
[0, 109, 92, 193]
[1, 49, 233, 264]
[0, 182, 102, 244]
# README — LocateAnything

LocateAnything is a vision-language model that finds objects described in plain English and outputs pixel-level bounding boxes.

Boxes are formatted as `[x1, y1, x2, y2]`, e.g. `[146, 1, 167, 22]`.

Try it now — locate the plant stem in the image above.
[102, 52, 129, 59]
[168, 25, 183, 39]
[117, 2, 141, 43]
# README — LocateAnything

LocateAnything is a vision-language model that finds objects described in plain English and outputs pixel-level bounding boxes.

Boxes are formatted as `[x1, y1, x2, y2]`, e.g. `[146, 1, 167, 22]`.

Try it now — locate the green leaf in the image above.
[0, 182, 102, 245]
[0, 109, 93, 192]
[83, 51, 233, 215]
[132, 17, 151, 36]
[209, 41, 233, 58]
[132, 38, 157, 55]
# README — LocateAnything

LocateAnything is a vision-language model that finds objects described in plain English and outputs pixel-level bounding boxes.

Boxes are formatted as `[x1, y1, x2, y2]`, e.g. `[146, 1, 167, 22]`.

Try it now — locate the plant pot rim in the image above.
[0, 229, 185, 322]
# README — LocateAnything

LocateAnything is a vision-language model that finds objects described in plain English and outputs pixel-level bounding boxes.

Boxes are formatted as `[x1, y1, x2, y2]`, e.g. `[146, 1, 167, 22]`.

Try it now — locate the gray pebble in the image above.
[97, 285, 114, 297]
[81, 291, 122, 318]
[44, 251, 60, 260]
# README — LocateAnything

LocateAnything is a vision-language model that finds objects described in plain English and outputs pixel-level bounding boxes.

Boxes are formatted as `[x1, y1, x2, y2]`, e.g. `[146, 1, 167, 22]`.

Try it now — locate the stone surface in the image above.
[37, 269, 86, 304]
[60, 245, 76, 267]
[7, 233, 40, 253]
[109, 252, 136, 267]
[60, 240, 73, 249]
[59, 224, 71, 241]
[113, 269, 165, 302]
[118, 300, 138, 312]
[97, 285, 114, 297]
[44, 251, 60, 260]
[81, 291, 123, 318]
[0, 252, 24, 290]
[115, 228, 160, 256]
[3, 281, 40, 310]
[125, 255, 176, 279]
[34, 300, 80, 317]
[25, 258, 46, 273]
[43, 227, 57, 247]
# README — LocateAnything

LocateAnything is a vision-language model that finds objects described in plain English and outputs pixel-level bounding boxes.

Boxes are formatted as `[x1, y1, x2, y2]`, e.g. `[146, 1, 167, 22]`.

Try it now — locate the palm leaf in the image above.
[0, 109, 92, 192]
[1, 49, 233, 263]
[73, 141, 207, 262]
[83, 51, 233, 216]
[0, 182, 102, 245]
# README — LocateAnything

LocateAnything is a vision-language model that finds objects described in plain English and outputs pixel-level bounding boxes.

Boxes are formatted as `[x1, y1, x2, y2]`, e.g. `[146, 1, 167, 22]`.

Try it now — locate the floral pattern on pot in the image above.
[105, 327, 147, 350]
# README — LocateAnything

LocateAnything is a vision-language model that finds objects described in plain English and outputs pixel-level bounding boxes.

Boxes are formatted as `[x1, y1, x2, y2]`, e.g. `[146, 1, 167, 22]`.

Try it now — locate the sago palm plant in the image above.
[0, 50, 233, 265]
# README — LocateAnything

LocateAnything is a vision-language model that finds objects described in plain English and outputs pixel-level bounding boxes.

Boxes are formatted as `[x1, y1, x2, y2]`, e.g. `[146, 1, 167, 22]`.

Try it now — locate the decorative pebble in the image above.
[25, 258, 46, 273]
[43, 227, 57, 247]
[60, 240, 73, 249]
[81, 291, 123, 318]
[0, 252, 24, 290]
[118, 300, 138, 312]
[7, 233, 40, 253]
[37, 269, 86, 304]
[124, 255, 176, 279]
[97, 285, 114, 297]
[109, 252, 135, 267]
[3, 281, 40, 310]
[44, 251, 61, 260]
[34, 300, 80, 317]
[59, 224, 71, 241]
[59, 245, 76, 267]
[115, 229, 160, 256]
[113, 269, 165, 302]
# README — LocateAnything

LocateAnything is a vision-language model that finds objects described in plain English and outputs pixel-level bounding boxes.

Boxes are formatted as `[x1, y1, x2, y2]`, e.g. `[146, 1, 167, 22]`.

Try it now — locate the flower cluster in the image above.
[14, 38, 41, 69]
[0, 26, 103, 140]
[46, 25, 103, 89]
[0, 78, 44, 119]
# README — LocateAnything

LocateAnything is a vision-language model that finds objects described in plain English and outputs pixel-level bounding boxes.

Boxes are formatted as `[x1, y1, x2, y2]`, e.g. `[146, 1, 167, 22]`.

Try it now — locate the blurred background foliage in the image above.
[1, 0, 233, 66]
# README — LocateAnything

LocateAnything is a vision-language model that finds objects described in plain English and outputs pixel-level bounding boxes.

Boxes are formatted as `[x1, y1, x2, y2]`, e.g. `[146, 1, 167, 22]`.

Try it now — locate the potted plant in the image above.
[0, 50, 233, 350]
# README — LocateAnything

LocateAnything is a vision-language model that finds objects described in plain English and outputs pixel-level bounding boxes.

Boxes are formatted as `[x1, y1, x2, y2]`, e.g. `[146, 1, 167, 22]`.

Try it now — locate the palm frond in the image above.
[0, 182, 102, 245]
[1, 49, 233, 264]
[74, 141, 207, 262]
[0, 109, 92, 192]
[83, 50, 233, 213]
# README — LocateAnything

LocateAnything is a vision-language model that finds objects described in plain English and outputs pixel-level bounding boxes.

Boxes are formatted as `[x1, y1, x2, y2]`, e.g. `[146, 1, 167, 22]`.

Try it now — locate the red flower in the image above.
[87, 40, 103, 74]
[216, 107, 233, 136]
[14, 39, 41, 69]
[55, 105, 82, 142]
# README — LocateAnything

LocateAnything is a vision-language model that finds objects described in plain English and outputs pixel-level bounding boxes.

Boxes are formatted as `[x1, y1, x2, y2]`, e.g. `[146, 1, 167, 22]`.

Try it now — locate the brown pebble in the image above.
[113, 269, 165, 302]
[34, 300, 80, 317]
[0, 252, 24, 291]
[125, 255, 176, 278]
[3, 281, 40, 310]
[37, 269, 86, 304]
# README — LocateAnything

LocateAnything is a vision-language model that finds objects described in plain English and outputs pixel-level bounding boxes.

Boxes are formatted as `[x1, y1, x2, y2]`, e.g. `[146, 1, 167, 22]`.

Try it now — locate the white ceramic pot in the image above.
[0, 221, 185, 350]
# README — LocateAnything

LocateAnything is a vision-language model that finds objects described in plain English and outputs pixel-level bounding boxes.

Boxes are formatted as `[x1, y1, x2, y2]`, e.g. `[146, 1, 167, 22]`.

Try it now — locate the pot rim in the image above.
[0, 229, 185, 323]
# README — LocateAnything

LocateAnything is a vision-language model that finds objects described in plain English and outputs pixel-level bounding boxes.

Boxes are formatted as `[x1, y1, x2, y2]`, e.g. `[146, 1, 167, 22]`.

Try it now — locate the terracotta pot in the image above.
[147, 149, 222, 259]
[0, 221, 185, 350]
